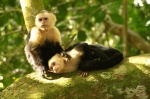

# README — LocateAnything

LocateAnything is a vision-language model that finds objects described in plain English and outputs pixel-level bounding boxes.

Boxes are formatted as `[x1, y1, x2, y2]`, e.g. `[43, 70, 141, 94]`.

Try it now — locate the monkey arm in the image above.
[28, 41, 39, 51]
[74, 43, 94, 61]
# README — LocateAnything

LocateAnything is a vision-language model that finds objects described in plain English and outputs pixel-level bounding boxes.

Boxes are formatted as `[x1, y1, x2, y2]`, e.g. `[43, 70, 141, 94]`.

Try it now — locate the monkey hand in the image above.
[35, 67, 48, 78]
[61, 52, 71, 62]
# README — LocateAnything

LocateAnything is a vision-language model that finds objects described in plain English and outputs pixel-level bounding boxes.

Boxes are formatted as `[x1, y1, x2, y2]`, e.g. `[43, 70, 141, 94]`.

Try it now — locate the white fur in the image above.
[48, 49, 83, 73]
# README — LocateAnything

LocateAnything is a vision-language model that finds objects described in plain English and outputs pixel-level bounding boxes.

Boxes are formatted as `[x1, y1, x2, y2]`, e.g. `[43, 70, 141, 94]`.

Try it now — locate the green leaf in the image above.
[84, 5, 99, 15]
[50, 0, 58, 6]
[0, 13, 9, 26]
[14, 12, 23, 25]
[57, 3, 68, 21]
[101, 0, 110, 4]
[8, 0, 16, 6]
[94, 11, 106, 22]
[77, 30, 87, 41]
[84, 20, 93, 30]
[107, 1, 122, 13]
[110, 13, 124, 24]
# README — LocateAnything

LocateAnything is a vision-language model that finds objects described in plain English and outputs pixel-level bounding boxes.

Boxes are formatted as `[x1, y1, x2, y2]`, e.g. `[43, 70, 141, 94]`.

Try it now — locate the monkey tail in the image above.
[78, 52, 123, 71]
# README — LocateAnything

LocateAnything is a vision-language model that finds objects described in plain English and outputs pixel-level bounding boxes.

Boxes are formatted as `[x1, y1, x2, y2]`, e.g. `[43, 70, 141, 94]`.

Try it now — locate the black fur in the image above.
[25, 32, 63, 77]
[65, 43, 123, 71]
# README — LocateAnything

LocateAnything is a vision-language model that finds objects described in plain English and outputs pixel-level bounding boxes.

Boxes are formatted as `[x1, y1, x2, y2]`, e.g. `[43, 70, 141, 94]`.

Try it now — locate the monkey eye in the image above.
[39, 18, 42, 21]
[44, 18, 48, 20]
[51, 62, 55, 66]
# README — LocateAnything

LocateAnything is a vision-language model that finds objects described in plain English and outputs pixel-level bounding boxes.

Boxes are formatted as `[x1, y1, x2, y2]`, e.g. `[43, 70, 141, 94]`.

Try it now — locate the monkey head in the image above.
[48, 54, 66, 73]
[35, 11, 56, 31]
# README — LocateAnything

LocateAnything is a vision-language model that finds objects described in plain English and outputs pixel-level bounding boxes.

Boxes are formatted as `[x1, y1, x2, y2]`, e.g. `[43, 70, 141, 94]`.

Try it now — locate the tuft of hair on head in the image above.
[34, 10, 48, 17]
[37, 10, 56, 22]
[40, 10, 50, 14]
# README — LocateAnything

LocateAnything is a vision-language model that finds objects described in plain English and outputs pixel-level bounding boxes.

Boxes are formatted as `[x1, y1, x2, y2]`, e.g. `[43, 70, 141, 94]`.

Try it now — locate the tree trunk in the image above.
[122, 0, 128, 56]
[20, 0, 44, 32]
[0, 54, 150, 98]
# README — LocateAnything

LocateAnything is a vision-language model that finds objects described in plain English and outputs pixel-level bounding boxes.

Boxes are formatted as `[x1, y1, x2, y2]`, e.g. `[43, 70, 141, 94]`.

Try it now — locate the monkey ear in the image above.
[51, 13, 57, 22]
[49, 13, 57, 22]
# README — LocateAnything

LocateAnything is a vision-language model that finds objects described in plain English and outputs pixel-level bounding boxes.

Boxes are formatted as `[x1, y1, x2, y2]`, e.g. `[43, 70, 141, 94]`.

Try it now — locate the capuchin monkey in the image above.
[48, 43, 123, 77]
[24, 10, 63, 77]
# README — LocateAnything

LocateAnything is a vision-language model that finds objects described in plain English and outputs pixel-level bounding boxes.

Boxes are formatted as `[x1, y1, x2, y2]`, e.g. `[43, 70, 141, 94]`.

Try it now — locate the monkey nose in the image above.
[49, 66, 53, 71]
[49, 62, 55, 71]
[49, 65, 54, 71]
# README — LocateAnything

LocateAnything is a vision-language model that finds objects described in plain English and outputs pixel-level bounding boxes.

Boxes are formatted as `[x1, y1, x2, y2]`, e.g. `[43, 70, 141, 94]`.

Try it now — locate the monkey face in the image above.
[35, 12, 56, 30]
[38, 17, 48, 27]
[35, 14, 50, 30]
[48, 54, 65, 73]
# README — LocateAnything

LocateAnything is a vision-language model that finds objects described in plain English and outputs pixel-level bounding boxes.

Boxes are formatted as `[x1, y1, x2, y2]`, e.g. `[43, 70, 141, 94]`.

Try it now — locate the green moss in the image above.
[1, 54, 150, 98]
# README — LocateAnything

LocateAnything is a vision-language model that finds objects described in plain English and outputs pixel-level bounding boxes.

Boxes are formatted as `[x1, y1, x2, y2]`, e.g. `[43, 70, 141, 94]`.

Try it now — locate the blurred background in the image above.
[0, 0, 150, 91]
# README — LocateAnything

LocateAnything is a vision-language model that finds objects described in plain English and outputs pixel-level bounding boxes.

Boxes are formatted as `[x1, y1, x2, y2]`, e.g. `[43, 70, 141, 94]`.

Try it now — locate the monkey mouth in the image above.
[41, 25, 47, 27]
[49, 66, 58, 73]
[53, 68, 58, 73]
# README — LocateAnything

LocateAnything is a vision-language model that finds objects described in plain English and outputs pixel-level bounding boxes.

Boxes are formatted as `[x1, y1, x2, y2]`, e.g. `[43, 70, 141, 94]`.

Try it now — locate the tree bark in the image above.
[0, 54, 150, 98]
[20, 0, 44, 32]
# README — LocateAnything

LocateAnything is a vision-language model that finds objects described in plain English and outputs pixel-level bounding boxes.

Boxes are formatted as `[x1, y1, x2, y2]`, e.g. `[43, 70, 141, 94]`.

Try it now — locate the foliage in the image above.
[0, 0, 150, 91]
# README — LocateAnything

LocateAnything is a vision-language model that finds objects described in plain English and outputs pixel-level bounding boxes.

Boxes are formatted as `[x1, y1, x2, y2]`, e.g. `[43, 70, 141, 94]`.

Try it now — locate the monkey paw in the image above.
[61, 52, 71, 61]
[78, 71, 88, 77]
[94, 58, 101, 61]
[37, 70, 48, 78]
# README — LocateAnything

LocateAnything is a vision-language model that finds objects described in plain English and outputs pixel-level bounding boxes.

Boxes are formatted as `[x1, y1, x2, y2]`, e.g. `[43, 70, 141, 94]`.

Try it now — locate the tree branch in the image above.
[107, 21, 150, 53]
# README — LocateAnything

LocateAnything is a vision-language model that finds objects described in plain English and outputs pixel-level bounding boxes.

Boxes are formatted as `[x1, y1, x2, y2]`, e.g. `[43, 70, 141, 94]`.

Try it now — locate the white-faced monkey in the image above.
[48, 43, 123, 77]
[25, 10, 63, 77]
